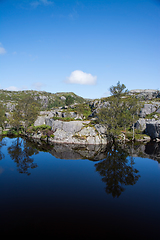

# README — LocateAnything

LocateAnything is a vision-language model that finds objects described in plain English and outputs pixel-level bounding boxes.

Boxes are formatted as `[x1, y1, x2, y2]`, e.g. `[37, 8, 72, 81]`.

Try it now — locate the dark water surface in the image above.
[0, 137, 160, 239]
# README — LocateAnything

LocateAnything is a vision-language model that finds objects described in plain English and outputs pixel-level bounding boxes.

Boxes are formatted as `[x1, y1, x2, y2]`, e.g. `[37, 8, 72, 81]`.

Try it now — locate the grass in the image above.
[73, 134, 87, 140]
[52, 116, 82, 121]
[125, 130, 149, 141]
[145, 112, 160, 120]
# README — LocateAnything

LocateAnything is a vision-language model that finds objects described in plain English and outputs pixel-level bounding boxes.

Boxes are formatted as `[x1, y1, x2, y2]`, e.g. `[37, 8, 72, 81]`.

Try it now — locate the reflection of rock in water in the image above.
[27, 137, 160, 163]
[27, 138, 108, 161]
[145, 142, 160, 162]
[121, 142, 160, 163]
[50, 144, 83, 160]
[49, 143, 108, 161]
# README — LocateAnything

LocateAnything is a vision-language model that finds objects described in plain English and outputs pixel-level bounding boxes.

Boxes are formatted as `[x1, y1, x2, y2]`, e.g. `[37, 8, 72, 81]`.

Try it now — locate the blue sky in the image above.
[0, 0, 159, 99]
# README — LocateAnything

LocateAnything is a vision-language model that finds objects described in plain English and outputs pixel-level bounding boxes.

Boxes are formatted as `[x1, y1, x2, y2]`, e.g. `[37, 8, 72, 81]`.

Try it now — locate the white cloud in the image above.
[12, 51, 17, 55]
[0, 47, 6, 55]
[5, 86, 29, 91]
[40, 0, 53, 5]
[66, 70, 97, 85]
[31, 0, 53, 7]
[102, 91, 111, 98]
[6, 86, 19, 91]
[32, 82, 44, 90]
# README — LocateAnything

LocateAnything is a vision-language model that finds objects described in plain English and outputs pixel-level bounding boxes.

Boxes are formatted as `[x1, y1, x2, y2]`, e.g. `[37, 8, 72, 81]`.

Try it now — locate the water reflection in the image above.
[95, 144, 140, 197]
[145, 142, 160, 162]
[0, 136, 6, 160]
[7, 138, 38, 175]
[1, 136, 160, 196]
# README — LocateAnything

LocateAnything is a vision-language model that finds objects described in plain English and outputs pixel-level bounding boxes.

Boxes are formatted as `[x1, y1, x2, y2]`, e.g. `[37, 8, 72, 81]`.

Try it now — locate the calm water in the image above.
[0, 137, 160, 239]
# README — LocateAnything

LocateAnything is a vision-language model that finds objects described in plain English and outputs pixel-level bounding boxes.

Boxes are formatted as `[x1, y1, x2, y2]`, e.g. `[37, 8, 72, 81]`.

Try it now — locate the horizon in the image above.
[0, 0, 159, 98]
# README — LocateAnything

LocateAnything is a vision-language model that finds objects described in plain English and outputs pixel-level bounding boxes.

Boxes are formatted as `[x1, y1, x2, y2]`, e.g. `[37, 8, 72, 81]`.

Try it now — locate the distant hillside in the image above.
[0, 89, 87, 110]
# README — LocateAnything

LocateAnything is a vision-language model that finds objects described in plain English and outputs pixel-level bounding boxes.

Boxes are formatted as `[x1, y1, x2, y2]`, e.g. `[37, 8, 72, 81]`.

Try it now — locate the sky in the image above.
[0, 0, 160, 99]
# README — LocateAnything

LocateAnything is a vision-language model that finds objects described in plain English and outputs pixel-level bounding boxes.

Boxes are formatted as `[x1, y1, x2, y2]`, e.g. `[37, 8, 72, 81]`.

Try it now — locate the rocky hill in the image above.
[0, 89, 87, 111]
[0, 88, 160, 142]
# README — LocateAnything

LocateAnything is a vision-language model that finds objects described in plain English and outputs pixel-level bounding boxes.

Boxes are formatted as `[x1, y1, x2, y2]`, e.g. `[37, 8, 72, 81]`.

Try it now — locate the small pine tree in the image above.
[65, 95, 74, 106]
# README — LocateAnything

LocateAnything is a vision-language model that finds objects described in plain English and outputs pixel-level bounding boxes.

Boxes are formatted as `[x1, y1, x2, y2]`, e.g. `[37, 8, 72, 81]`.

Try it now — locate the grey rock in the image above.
[55, 120, 84, 133]
[56, 111, 63, 117]
[45, 118, 54, 127]
[78, 126, 96, 137]
[5, 102, 16, 112]
[4, 122, 11, 129]
[146, 120, 160, 139]
[135, 118, 146, 131]
[60, 96, 66, 100]
[34, 116, 46, 126]
[129, 89, 160, 100]
[140, 104, 157, 118]
[156, 108, 160, 114]
[5, 112, 11, 118]
[95, 124, 107, 134]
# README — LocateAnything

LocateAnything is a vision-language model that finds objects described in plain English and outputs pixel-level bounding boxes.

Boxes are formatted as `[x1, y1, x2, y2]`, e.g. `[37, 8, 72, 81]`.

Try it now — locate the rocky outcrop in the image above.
[146, 120, 160, 140]
[135, 118, 147, 131]
[129, 89, 160, 100]
[33, 118, 108, 144]
[135, 118, 160, 140]
[139, 103, 160, 118]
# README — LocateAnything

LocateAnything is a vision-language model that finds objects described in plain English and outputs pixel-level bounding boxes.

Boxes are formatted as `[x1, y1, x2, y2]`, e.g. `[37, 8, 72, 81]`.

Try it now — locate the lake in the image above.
[0, 137, 160, 239]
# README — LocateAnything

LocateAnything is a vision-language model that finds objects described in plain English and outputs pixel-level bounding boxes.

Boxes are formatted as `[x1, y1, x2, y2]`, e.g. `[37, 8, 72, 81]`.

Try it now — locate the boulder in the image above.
[95, 124, 107, 134]
[60, 96, 66, 100]
[135, 118, 146, 131]
[156, 108, 160, 114]
[34, 116, 46, 126]
[146, 120, 160, 139]
[140, 104, 157, 118]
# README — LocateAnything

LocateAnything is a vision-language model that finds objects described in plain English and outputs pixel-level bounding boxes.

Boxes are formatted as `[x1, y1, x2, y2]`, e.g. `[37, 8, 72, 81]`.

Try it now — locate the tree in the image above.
[10, 96, 40, 133]
[97, 82, 129, 141]
[9, 103, 22, 133]
[0, 103, 6, 129]
[74, 103, 91, 119]
[97, 82, 141, 142]
[8, 138, 38, 175]
[95, 144, 140, 198]
[127, 96, 143, 140]
[65, 95, 74, 106]
[110, 81, 128, 97]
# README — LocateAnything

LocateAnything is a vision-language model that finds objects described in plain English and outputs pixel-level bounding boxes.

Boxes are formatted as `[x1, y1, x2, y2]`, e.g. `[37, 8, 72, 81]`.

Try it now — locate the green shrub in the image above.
[2, 130, 8, 135]
[31, 125, 51, 132]
[41, 135, 47, 139]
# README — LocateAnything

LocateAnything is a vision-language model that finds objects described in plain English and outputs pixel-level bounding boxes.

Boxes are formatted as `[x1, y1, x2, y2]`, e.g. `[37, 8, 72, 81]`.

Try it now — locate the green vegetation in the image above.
[145, 112, 160, 120]
[73, 103, 91, 119]
[65, 95, 74, 106]
[31, 125, 51, 131]
[0, 87, 159, 143]
[9, 95, 40, 133]
[0, 89, 86, 110]
[97, 82, 142, 142]
[52, 116, 77, 121]
[0, 103, 6, 128]
[41, 135, 47, 139]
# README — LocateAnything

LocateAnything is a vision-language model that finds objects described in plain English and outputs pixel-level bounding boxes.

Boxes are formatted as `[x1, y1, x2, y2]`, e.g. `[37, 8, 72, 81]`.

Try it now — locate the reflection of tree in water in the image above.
[8, 138, 39, 175]
[95, 144, 140, 198]
[0, 137, 6, 160]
